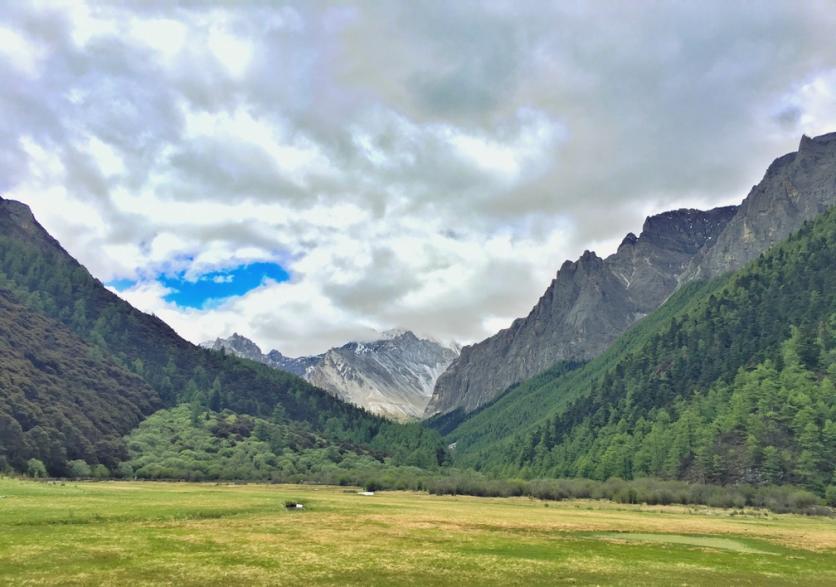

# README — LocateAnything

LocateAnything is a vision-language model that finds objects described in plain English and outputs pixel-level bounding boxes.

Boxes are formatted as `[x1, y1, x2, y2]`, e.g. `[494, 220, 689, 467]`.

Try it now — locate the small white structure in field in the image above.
[295, 503, 305, 509]
[358, 491, 375, 496]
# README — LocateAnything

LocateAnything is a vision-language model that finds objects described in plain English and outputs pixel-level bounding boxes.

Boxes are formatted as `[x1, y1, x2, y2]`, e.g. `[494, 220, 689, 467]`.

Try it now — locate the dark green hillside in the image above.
[0, 289, 160, 475]
[449, 206, 835, 493]
[0, 198, 446, 470]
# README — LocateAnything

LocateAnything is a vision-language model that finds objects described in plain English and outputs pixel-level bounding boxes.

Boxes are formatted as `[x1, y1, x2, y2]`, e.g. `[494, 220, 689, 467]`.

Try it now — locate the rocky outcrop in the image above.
[425, 206, 736, 417]
[427, 132, 836, 418]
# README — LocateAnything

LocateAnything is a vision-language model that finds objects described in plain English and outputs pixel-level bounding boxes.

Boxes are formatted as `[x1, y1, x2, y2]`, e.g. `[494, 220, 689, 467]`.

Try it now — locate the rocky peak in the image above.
[618, 232, 639, 249]
[683, 130, 836, 281]
[203, 333, 264, 363]
[0, 197, 64, 254]
[308, 330, 459, 420]
[0, 196, 34, 223]
[204, 327, 459, 420]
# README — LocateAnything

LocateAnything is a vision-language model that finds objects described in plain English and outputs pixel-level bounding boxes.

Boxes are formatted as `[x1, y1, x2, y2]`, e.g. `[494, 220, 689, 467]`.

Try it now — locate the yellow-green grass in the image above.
[0, 478, 834, 586]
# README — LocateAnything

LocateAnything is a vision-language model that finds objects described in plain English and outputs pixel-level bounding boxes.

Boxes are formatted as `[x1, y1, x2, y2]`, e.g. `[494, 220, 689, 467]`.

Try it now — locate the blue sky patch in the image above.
[108, 262, 289, 309]
[108, 278, 137, 291]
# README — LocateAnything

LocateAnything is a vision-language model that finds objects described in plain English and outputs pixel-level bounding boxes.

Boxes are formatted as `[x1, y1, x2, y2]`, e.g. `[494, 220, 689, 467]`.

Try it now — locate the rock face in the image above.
[683, 132, 836, 280]
[204, 330, 458, 420]
[425, 206, 737, 417]
[426, 131, 836, 418]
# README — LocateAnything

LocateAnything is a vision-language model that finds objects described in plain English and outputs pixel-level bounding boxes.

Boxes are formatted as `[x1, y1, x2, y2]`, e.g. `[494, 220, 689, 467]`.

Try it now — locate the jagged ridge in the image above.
[426, 206, 736, 416]
[427, 132, 836, 418]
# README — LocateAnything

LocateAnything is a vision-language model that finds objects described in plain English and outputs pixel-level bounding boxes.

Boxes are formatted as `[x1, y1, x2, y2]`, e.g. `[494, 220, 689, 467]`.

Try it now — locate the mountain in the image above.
[427, 132, 836, 418]
[307, 330, 459, 420]
[426, 206, 736, 416]
[0, 196, 447, 475]
[450, 205, 835, 492]
[201, 333, 322, 377]
[204, 330, 459, 420]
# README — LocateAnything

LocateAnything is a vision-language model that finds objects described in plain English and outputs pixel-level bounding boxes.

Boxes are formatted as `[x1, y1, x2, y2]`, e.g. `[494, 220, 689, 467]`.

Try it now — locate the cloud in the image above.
[2, 1, 836, 355]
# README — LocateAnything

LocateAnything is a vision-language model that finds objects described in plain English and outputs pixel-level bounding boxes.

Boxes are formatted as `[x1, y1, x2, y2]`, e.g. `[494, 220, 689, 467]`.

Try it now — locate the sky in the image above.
[2, 1, 836, 356]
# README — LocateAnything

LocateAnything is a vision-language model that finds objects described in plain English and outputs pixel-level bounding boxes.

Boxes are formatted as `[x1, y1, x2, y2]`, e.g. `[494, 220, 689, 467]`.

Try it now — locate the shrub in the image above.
[26, 458, 47, 478]
[826, 486, 836, 507]
[67, 460, 92, 478]
[116, 462, 134, 479]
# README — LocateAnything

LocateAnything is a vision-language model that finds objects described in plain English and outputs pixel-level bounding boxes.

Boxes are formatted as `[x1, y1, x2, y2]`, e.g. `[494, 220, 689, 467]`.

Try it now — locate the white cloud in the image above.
[129, 18, 187, 62]
[0, 25, 43, 76]
[207, 26, 252, 77]
[86, 136, 125, 177]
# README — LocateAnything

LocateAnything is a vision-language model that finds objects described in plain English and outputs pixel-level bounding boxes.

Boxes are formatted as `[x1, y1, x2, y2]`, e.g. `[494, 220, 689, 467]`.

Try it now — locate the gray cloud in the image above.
[1, 1, 835, 354]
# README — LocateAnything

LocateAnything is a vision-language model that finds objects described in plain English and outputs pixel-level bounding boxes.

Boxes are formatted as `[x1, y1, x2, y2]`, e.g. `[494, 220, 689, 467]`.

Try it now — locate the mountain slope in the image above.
[205, 331, 459, 420]
[426, 206, 736, 416]
[0, 197, 447, 470]
[0, 288, 160, 475]
[448, 205, 835, 493]
[509, 207, 836, 490]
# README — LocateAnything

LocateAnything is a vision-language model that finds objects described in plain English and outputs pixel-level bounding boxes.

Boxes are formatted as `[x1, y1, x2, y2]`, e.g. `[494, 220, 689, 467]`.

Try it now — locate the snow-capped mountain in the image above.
[202, 330, 459, 420]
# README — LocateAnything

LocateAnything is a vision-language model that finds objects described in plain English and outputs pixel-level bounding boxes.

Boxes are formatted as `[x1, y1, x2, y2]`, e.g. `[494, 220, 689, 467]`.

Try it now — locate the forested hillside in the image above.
[0, 289, 160, 475]
[0, 198, 447, 475]
[447, 206, 835, 495]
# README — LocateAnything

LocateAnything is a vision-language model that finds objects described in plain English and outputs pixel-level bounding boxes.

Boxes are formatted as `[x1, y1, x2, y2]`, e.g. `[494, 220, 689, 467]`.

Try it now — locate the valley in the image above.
[2, 3, 835, 584]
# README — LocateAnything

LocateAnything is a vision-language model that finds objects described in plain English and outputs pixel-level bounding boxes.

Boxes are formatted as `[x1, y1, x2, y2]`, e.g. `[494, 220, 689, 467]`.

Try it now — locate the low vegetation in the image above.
[122, 405, 444, 482]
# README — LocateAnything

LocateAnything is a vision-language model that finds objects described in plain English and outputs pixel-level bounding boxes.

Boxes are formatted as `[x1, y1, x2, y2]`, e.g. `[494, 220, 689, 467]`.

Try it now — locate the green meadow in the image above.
[0, 478, 833, 586]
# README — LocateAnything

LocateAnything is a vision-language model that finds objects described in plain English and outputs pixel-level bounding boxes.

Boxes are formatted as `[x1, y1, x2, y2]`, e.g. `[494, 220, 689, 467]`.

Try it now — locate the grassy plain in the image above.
[0, 478, 833, 586]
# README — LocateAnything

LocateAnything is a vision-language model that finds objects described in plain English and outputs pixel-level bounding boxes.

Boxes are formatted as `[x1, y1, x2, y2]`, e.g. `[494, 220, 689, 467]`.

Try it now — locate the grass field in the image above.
[0, 478, 834, 586]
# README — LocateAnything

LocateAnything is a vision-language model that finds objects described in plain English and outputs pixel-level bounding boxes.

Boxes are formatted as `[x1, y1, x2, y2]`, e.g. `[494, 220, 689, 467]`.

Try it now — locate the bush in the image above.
[67, 460, 92, 478]
[425, 474, 831, 515]
[116, 462, 134, 479]
[26, 458, 47, 478]
[826, 486, 836, 507]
